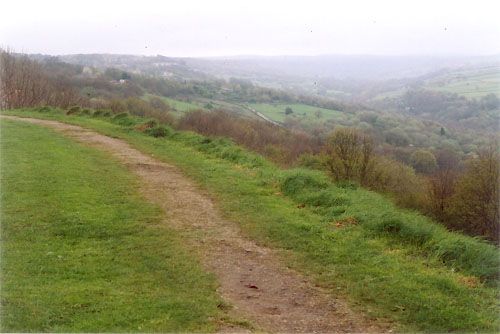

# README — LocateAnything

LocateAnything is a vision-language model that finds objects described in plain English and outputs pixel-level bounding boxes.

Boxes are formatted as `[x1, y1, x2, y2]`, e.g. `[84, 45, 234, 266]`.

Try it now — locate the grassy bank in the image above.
[0, 119, 223, 331]
[3, 108, 499, 332]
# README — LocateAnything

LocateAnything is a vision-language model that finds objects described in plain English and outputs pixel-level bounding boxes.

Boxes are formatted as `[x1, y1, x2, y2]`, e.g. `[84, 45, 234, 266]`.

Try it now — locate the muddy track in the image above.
[2, 116, 388, 333]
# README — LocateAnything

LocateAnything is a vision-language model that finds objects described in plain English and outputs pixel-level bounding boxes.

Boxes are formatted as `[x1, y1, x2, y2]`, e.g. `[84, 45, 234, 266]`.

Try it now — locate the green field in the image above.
[0, 119, 222, 332]
[426, 67, 500, 98]
[144, 94, 205, 117]
[145, 94, 259, 119]
[4, 108, 499, 332]
[372, 88, 408, 100]
[248, 103, 344, 123]
[373, 66, 500, 100]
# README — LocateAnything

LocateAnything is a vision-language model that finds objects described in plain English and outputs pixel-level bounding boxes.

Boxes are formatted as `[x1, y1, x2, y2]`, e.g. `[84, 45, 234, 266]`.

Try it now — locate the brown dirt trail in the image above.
[2, 116, 389, 333]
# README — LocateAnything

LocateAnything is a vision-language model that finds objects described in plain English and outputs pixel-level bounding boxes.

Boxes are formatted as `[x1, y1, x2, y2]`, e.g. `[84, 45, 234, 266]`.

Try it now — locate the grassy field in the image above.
[0, 119, 223, 332]
[144, 94, 260, 120]
[426, 67, 500, 98]
[4, 108, 499, 332]
[248, 103, 344, 123]
[144, 94, 205, 117]
[373, 66, 500, 100]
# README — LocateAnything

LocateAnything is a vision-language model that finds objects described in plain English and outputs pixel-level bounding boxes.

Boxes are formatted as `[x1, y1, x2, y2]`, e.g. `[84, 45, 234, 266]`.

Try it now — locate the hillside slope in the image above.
[2, 115, 384, 333]
[2, 108, 498, 332]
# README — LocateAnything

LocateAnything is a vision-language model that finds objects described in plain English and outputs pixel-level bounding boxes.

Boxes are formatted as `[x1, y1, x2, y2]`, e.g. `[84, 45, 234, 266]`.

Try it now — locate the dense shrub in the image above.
[410, 149, 438, 174]
[135, 119, 157, 131]
[0, 50, 83, 109]
[113, 112, 129, 119]
[37, 106, 51, 113]
[447, 146, 499, 243]
[385, 128, 410, 146]
[178, 110, 320, 165]
[145, 126, 170, 138]
[66, 105, 81, 115]
[111, 112, 136, 126]
[80, 108, 92, 116]
[324, 128, 374, 182]
[92, 109, 111, 117]
[365, 157, 427, 208]
[297, 153, 327, 170]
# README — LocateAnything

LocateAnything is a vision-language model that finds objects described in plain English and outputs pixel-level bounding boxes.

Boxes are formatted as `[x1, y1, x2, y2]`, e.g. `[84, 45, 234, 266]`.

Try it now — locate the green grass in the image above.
[144, 94, 259, 120]
[144, 94, 205, 117]
[425, 66, 500, 98]
[0, 119, 223, 332]
[3, 108, 500, 332]
[248, 103, 344, 123]
[374, 66, 500, 100]
[372, 87, 408, 100]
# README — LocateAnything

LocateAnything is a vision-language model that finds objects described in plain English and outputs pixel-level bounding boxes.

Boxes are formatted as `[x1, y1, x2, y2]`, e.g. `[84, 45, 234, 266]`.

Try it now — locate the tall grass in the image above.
[280, 169, 499, 281]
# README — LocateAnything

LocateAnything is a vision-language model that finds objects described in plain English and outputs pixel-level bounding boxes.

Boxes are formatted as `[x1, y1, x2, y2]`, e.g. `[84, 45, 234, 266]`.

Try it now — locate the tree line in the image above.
[318, 128, 499, 243]
[0, 50, 83, 109]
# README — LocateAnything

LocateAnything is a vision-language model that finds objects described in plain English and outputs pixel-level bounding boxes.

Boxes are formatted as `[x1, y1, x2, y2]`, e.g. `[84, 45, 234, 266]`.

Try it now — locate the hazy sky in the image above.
[1, 0, 499, 57]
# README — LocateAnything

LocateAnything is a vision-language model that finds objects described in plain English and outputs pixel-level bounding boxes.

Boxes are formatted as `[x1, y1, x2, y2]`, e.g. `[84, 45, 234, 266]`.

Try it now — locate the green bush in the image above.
[111, 112, 136, 126]
[92, 110, 104, 117]
[143, 120, 158, 128]
[37, 106, 51, 113]
[145, 126, 170, 138]
[92, 109, 112, 117]
[297, 153, 327, 170]
[113, 112, 129, 119]
[66, 106, 81, 115]
[80, 108, 92, 116]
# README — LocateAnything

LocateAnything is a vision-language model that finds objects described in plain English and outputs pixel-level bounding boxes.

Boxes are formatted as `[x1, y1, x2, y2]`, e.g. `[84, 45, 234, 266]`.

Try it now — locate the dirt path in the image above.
[3, 116, 388, 333]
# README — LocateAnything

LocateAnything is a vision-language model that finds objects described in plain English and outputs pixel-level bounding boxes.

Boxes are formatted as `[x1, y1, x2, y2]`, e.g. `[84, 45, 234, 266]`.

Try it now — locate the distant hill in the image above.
[32, 53, 500, 82]
[183, 54, 500, 80]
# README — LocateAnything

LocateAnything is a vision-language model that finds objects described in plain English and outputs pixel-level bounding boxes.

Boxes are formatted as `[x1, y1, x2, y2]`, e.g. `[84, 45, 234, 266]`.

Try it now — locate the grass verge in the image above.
[0, 119, 223, 332]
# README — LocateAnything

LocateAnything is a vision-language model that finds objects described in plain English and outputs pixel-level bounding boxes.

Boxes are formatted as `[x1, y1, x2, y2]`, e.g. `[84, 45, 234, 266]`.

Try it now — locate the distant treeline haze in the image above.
[0, 49, 498, 243]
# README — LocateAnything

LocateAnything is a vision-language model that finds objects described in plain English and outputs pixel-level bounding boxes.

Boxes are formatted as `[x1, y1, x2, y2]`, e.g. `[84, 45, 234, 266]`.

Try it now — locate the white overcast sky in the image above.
[1, 0, 499, 57]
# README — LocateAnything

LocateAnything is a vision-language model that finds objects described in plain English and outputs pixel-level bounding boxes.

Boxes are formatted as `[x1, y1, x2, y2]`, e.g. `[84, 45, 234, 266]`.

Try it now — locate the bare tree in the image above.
[0, 49, 82, 109]
[325, 128, 374, 183]
[448, 144, 499, 242]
